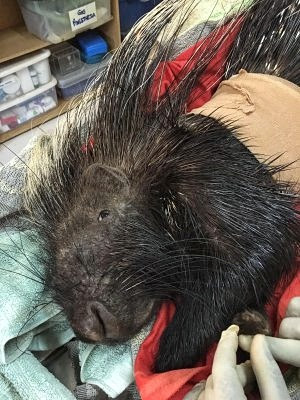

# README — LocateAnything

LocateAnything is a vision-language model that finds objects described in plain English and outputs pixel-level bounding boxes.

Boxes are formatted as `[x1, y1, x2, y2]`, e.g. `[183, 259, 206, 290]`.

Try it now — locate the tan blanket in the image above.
[191, 70, 300, 186]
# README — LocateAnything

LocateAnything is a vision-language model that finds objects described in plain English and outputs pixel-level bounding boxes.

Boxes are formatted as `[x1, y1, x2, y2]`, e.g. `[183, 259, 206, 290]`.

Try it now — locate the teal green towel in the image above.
[0, 229, 74, 364]
[0, 352, 75, 400]
[0, 229, 76, 399]
[79, 341, 133, 397]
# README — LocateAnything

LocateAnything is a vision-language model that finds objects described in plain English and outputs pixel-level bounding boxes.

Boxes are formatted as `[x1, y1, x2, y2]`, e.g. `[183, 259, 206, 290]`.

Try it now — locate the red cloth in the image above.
[150, 19, 243, 113]
[134, 302, 217, 400]
[134, 260, 300, 400]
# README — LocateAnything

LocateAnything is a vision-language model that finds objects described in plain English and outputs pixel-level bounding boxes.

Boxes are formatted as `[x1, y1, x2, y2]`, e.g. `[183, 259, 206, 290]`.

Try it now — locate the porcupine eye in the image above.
[98, 210, 110, 221]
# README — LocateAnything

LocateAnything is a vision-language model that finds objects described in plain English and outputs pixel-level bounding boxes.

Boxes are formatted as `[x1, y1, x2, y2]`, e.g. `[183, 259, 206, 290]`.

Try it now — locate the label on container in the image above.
[69, 2, 98, 32]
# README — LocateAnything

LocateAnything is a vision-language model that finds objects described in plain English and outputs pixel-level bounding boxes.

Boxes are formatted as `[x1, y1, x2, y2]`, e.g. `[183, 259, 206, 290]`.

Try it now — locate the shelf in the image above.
[0, 95, 81, 144]
[0, 0, 121, 144]
[0, 25, 49, 64]
[0, 0, 121, 64]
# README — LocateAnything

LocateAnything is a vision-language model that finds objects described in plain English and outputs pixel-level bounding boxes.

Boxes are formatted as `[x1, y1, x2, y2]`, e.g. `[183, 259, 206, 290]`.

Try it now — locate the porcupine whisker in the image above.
[5, 229, 46, 279]
[116, 235, 247, 284]
[0, 264, 44, 285]
[121, 264, 246, 293]
[15, 300, 62, 356]
[0, 234, 46, 282]
[141, 281, 251, 310]
[131, 286, 243, 313]
[122, 257, 269, 294]
[120, 254, 243, 290]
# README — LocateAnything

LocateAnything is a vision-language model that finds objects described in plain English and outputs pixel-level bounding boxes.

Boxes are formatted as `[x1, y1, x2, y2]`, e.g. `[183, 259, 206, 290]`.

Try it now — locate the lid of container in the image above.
[55, 55, 111, 89]
[0, 49, 51, 79]
[49, 42, 79, 58]
[0, 76, 57, 113]
[75, 31, 109, 57]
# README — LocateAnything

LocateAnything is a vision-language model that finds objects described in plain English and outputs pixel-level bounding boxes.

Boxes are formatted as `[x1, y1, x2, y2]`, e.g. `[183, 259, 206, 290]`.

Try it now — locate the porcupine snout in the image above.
[70, 301, 120, 343]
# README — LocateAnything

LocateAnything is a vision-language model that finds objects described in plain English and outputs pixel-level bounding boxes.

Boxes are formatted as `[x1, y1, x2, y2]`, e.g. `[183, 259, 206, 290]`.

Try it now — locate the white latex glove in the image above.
[184, 297, 300, 400]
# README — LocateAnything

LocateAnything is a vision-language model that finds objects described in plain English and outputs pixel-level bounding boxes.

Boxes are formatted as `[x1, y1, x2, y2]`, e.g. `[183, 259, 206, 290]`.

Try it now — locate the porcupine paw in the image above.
[232, 310, 271, 336]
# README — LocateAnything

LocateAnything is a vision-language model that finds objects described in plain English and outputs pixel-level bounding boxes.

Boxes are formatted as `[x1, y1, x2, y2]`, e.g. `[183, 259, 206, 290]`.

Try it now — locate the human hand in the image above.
[184, 297, 300, 400]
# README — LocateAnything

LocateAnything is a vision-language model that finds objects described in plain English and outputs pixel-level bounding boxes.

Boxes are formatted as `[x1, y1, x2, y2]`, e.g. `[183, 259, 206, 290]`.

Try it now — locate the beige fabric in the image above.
[190, 70, 300, 186]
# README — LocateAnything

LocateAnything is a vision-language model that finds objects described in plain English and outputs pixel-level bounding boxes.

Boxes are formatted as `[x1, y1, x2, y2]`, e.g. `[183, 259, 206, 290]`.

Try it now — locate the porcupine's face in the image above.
[50, 162, 169, 344]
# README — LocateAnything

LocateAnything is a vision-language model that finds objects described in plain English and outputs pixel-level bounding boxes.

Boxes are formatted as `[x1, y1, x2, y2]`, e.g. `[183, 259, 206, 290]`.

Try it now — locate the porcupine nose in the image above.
[75, 302, 120, 342]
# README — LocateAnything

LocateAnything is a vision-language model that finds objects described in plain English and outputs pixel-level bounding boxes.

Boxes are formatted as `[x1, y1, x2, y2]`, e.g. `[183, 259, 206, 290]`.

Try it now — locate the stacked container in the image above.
[49, 40, 111, 99]
[0, 50, 57, 133]
[53, 57, 111, 99]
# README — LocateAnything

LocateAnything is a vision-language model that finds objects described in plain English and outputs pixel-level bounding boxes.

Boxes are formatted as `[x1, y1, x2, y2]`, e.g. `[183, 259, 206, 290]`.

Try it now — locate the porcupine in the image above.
[14, 0, 300, 374]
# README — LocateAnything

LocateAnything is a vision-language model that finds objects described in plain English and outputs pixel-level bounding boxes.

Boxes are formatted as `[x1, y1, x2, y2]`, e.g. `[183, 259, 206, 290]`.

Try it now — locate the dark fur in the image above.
[19, 0, 300, 373]
[232, 310, 271, 336]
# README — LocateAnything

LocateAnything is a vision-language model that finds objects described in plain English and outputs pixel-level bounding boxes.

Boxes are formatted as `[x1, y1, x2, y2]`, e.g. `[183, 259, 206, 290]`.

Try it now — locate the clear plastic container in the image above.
[18, 0, 112, 44]
[54, 55, 111, 98]
[0, 49, 51, 106]
[50, 42, 82, 76]
[0, 78, 58, 133]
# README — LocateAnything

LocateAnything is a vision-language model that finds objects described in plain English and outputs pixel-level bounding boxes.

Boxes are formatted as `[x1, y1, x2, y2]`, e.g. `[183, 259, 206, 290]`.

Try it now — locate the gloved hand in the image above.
[184, 297, 300, 400]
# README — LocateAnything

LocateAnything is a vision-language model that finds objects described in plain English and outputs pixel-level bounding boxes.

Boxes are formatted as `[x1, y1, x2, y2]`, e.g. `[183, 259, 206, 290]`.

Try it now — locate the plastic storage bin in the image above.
[54, 55, 111, 99]
[50, 43, 82, 75]
[0, 78, 57, 133]
[18, 0, 112, 44]
[0, 49, 51, 106]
